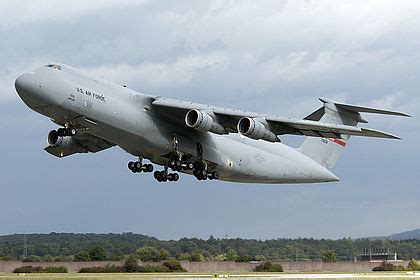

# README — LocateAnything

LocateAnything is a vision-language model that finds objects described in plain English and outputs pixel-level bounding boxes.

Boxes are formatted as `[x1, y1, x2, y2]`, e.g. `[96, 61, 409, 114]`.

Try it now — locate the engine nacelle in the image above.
[47, 130, 85, 152]
[237, 117, 279, 142]
[185, 109, 226, 134]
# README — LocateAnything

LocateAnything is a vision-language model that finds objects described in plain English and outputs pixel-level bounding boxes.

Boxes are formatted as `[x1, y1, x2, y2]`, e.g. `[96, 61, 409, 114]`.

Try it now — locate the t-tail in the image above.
[298, 97, 411, 171]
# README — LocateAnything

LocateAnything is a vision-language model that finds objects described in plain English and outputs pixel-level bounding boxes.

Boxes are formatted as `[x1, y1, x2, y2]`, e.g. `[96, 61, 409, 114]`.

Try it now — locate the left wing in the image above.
[151, 97, 402, 141]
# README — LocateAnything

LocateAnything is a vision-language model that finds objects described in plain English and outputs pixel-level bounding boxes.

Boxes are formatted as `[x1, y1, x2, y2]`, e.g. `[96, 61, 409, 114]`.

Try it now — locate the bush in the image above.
[372, 261, 405, 271]
[13, 266, 44, 273]
[254, 261, 283, 272]
[163, 259, 186, 272]
[407, 259, 420, 271]
[43, 266, 68, 273]
[124, 254, 140, 272]
[79, 264, 124, 273]
[74, 250, 91, 261]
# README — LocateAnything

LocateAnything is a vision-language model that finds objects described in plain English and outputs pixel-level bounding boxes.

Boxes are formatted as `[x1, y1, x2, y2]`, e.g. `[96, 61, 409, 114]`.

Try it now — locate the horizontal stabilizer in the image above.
[319, 97, 411, 117]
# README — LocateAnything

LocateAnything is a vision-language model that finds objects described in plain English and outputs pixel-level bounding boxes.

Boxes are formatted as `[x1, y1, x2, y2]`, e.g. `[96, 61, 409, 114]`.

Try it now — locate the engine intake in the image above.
[185, 109, 226, 134]
[47, 130, 85, 152]
[237, 117, 279, 142]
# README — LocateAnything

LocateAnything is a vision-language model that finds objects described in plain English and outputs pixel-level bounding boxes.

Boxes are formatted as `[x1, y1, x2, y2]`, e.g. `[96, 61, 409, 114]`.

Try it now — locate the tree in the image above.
[136, 246, 161, 262]
[254, 254, 266, 261]
[188, 250, 205, 262]
[322, 250, 337, 262]
[159, 249, 171, 261]
[124, 254, 139, 272]
[89, 246, 107, 261]
[74, 250, 91, 261]
[226, 248, 238, 261]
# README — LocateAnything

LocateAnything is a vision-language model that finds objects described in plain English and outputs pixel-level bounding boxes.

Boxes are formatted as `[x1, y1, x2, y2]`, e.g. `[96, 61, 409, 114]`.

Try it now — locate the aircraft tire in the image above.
[146, 164, 153, 172]
[173, 173, 179, 181]
[134, 162, 142, 170]
[128, 161, 135, 170]
[212, 171, 219, 179]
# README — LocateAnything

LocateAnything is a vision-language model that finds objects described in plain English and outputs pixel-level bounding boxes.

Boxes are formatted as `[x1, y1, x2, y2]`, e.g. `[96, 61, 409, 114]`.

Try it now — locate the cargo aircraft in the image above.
[15, 63, 410, 183]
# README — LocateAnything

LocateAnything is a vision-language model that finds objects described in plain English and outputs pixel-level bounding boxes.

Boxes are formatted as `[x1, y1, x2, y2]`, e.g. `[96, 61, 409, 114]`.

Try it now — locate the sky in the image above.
[0, 0, 419, 240]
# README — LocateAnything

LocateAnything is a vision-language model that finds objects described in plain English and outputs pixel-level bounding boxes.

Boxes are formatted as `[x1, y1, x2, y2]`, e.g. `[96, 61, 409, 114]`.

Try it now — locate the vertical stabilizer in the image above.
[298, 98, 409, 170]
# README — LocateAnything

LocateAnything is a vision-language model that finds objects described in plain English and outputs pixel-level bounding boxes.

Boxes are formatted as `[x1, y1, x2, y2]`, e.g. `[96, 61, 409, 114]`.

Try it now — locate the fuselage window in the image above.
[45, 64, 62, 70]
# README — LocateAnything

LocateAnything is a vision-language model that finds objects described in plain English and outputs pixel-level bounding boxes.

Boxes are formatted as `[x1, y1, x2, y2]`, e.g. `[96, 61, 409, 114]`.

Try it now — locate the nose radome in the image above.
[15, 72, 46, 109]
[15, 73, 35, 95]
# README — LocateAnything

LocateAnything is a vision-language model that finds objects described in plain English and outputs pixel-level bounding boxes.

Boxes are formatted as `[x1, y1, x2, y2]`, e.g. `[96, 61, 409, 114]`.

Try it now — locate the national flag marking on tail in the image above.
[326, 138, 347, 147]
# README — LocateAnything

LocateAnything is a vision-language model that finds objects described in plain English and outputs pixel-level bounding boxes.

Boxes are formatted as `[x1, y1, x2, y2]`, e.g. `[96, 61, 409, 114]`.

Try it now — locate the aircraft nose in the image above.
[15, 72, 35, 97]
[15, 72, 48, 108]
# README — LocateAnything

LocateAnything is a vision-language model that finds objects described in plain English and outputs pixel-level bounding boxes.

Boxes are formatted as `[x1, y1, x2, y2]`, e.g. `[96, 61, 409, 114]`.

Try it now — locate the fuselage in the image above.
[15, 63, 339, 184]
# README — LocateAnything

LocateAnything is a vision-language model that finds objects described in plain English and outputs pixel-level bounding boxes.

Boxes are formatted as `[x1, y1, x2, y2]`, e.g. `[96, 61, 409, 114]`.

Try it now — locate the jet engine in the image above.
[47, 130, 85, 152]
[185, 109, 226, 134]
[237, 117, 279, 142]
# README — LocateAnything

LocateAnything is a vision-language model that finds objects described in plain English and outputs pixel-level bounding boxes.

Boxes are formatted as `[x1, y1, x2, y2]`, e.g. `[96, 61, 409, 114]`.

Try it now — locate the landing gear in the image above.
[192, 143, 220, 181]
[128, 157, 154, 173]
[168, 134, 194, 172]
[193, 167, 219, 181]
[56, 127, 76, 137]
[153, 169, 179, 183]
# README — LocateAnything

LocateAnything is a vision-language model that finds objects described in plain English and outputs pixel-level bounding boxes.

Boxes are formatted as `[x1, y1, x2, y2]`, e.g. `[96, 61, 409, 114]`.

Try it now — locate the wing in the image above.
[151, 97, 401, 140]
[45, 133, 115, 158]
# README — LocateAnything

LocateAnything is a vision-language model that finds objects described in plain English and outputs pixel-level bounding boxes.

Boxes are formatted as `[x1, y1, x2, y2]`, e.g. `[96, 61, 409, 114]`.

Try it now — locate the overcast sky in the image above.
[0, 0, 419, 240]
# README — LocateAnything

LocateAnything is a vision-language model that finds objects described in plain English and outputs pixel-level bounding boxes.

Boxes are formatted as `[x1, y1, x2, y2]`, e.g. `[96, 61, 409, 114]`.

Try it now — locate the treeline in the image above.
[0, 233, 418, 261]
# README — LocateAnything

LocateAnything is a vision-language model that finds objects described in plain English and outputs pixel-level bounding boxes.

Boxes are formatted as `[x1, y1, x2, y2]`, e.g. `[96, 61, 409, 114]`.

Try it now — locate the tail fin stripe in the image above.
[327, 138, 347, 147]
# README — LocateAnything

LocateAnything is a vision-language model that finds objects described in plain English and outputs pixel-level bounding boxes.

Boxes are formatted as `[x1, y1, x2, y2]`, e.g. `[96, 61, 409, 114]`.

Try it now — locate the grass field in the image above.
[0, 272, 419, 280]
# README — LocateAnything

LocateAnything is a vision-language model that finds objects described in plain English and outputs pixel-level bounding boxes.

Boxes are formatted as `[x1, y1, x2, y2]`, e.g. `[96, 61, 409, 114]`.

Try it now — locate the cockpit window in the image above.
[45, 64, 62, 70]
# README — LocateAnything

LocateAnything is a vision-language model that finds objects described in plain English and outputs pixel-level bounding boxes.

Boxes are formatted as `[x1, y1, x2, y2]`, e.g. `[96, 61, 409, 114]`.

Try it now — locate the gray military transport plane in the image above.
[15, 63, 410, 184]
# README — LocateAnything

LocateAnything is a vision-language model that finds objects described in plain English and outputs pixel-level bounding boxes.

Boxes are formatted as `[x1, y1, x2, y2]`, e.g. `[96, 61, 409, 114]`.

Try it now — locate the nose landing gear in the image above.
[56, 127, 76, 137]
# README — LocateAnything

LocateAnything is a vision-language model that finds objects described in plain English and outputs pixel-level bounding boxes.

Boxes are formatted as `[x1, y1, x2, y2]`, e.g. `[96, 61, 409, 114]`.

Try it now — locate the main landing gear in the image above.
[153, 169, 179, 182]
[128, 158, 154, 173]
[193, 164, 219, 181]
[127, 136, 221, 183]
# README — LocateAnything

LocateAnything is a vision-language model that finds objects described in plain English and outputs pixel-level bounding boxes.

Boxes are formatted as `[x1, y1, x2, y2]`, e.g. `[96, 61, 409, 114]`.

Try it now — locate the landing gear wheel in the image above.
[168, 159, 175, 170]
[134, 161, 142, 171]
[145, 164, 153, 172]
[200, 169, 207, 177]
[174, 160, 182, 171]
[128, 161, 135, 170]
[212, 171, 219, 180]
[173, 173, 179, 181]
[68, 128, 76, 136]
